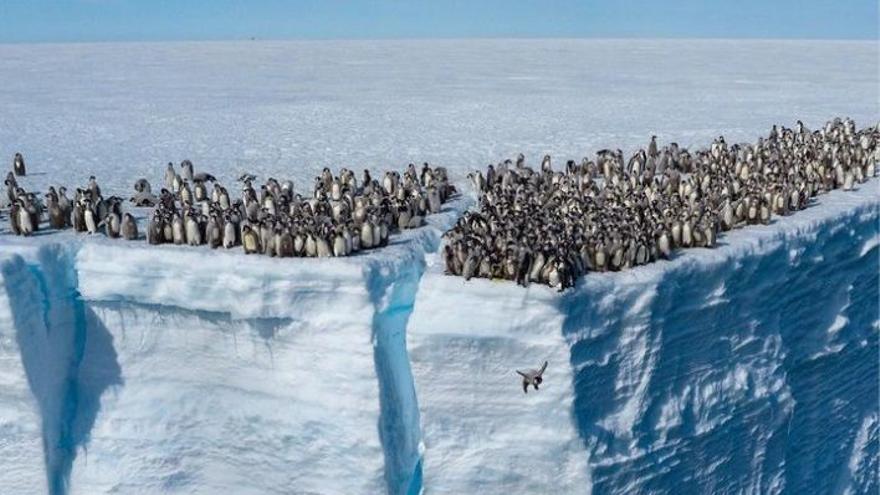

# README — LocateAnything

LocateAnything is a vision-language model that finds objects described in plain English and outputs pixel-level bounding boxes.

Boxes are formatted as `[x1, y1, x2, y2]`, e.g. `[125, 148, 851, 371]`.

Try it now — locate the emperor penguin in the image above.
[276, 229, 294, 258]
[48, 195, 67, 229]
[134, 178, 152, 194]
[360, 221, 374, 249]
[242, 224, 261, 254]
[17, 198, 34, 235]
[8, 199, 21, 235]
[101, 211, 121, 238]
[121, 213, 138, 240]
[83, 201, 98, 234]
[171, 213, 185, 244]
[164, 162, 176, 189]
[193, 180, 208, 202]
[72, 202, 86, 232]
[88, 176, 101, 199]
[185, 213, 202, 245]
[648, 135, 659, 158]
[332, 231, 346, 257]
[427, 186, 442, 214]
[516, 361, 548, 394]
[223, 216, 237, 248]
[147, 213, 163, 244]
[181, 160, 194, 183]
[5, 173, 17, 206]
[541, 154, 552, 174]
[316, 231, 333, 258]
[12, 152, 26, 177]
[205, 215, 222, 248]
[260, 222, 275, 256]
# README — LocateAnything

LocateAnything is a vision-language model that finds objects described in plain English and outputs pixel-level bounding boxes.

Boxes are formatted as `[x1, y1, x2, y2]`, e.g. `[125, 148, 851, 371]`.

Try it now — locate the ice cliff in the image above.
[0, 183, 877, 495]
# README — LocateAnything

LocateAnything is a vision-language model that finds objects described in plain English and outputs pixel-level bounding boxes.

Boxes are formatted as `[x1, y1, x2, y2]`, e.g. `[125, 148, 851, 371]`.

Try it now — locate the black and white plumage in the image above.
[443, 118, 880, 291]
[12, 153, 26, 177]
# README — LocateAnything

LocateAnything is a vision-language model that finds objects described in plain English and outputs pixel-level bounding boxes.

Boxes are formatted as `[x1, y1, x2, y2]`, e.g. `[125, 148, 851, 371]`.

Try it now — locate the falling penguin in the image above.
[516, 361, 548, 394]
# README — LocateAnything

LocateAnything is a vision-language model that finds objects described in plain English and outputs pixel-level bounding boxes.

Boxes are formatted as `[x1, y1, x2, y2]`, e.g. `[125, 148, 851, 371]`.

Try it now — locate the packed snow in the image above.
[0, 39, 878, 494]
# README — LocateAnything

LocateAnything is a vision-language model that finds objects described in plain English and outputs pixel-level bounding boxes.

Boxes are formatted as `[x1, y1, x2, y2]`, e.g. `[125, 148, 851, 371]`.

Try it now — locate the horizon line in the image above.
[0, 34, 876, 46]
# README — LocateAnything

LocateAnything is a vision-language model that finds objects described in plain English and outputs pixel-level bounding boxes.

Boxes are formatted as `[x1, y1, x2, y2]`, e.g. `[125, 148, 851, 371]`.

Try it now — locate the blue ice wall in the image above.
[0, 245, 122, 495]
[562, 201, 879, 494]
[0, 190, 876, 495]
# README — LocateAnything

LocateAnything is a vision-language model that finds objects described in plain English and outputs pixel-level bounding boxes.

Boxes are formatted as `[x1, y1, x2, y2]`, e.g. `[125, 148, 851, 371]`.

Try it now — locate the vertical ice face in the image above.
[0, 244, 122, 495]
[408, 184, 878, 495]
[0, 196, 468, 495]
[0, 185, 877, 495]
[407, 269, 591, 493]
[561, 185, 880, 494]
[67, 297, 385, 494]
[0, 249, 48, 494]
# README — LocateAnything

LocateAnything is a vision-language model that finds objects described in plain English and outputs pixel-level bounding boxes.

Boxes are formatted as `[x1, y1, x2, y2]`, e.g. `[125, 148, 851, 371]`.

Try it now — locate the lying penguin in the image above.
[516, 361, 548, 394]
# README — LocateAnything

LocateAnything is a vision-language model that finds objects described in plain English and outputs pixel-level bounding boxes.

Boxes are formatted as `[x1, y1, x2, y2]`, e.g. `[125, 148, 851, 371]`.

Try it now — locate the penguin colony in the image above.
[3, 158, 456, 258]
[442, 118, 880, 291]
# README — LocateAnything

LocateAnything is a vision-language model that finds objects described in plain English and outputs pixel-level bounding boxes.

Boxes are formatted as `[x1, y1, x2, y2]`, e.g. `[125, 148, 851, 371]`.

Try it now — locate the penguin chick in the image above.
[516, 361, 548, 394]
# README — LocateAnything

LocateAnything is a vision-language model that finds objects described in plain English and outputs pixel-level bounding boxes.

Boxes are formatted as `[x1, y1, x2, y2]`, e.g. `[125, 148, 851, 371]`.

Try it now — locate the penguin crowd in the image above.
[442, 118, 879, 291]
[144, 161, 455, 256]
[4, 172, 134, 239]
[3, 158, 456, 259]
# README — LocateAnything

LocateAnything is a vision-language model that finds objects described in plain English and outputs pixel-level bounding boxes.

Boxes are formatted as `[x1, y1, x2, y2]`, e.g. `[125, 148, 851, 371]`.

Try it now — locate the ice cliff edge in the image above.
[0, 183, 877, 494]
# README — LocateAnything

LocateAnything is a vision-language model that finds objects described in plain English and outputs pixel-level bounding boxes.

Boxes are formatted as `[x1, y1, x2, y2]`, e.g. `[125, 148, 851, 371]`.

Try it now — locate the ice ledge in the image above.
[0, 195, 473, 321]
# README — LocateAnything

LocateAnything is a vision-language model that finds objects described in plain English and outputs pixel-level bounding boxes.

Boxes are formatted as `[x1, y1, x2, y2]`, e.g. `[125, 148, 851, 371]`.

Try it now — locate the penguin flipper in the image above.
[538, 360, 548, 376]
[522, 380, 528, 394]
[516, 370, 527, 378]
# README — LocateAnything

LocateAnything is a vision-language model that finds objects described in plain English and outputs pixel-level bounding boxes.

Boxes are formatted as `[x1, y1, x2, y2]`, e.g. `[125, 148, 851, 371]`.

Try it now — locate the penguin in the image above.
[193, 172, 216, 183]
[88, 176, 101, 199]
[5, 174, 17, 206]
[276, 229, 294, 258]
[84, 201, 98, 234]
[8, 199, 21, 235]
[100, 211, 121, 238]
[316, 232, 333, 257]
[360, 222, 374, 249]
[171, 214, 185, 244]
[648, 135, 659, 158]
[194, 181, 208, 202]
[260, 222, 275, 256]
[130, 191, 159, 207]
[121, 213, 138, 240]
[185, 213, 202, 245]
[12, 153, 26, 177]
[205, 215, 222, 248]
[223, 216, 238, 248]
[333, 231, 346, 257]
[305, 233, 318, 257]
[516, 361, 548, 394]
[17, 199, 34, 236]
[164, 162, 176, 189]
[145, 213, 161, 244]
[72, 202, 86, 232]
[242, 225, 261, 254]
[181, 160, 194, 183]
[134, 178, 152, 194]
[48, 198, 66, 230]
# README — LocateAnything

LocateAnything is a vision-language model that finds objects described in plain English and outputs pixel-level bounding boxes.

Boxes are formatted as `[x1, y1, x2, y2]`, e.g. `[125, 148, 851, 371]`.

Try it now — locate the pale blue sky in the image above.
[1, 0, 877, 43]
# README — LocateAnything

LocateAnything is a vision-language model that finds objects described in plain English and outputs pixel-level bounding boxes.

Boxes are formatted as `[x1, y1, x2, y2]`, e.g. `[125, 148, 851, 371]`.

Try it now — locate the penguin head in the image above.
[535, 376, 543, 385]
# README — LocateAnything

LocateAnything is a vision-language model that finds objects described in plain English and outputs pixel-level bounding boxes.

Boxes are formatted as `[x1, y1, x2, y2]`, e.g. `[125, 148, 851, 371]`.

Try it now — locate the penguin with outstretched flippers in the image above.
[516, 361, 548, 394]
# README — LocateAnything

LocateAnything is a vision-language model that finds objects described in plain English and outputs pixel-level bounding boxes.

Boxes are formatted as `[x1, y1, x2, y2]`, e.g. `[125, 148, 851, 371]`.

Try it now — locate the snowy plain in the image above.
[0, 39, 878, 495]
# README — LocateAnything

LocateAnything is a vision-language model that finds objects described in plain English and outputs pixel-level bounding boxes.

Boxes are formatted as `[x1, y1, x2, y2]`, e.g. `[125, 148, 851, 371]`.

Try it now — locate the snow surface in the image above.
[0, 40, 878, 495]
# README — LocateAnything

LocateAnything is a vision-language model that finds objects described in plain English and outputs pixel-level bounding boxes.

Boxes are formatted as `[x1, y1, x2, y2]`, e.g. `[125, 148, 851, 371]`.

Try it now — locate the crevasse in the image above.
[0, 184, 878, 495]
